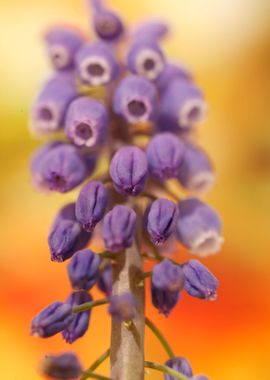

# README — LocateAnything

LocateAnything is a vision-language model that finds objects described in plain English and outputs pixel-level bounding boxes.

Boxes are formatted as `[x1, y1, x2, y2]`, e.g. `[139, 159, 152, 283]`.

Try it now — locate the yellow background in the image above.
[1, 0, 270, 379]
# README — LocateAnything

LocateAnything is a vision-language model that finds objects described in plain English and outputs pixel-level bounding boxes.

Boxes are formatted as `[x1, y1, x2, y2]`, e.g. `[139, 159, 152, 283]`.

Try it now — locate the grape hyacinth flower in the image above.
[177, 198, 223, 256]
[164, 357, 193, 379]
[67, 249, 101, 291]
[88, 0, 125, 41]
[75, 42, 119, 86]
[97, 263, 112, 296]
[40, 352, 83, 379]
[31, 143, 89, 193]
[44, 25, 85, 70]
[147, 132, 185, 181]
[31, 73, 78, 134]
[109, 293, 137, 322]
[178, 143, 215, 194]
[102, 205, 137, 252]
[62, 291, 92, 343]
[29, 1, 222, 379]
[147, 199, 178, 245]
[183, 259, 218, 300]
[127, 40, 165, 81]
[110, 146, 148, 196]
[31, 302, 73, 338]
[65, 97, 109, 147]
[151, 259, 185, 316]
[75, 180, 109, 232]
[159, 79, 207, 130]
[48, 203, 91, 262]
[113, 75, 158, 124]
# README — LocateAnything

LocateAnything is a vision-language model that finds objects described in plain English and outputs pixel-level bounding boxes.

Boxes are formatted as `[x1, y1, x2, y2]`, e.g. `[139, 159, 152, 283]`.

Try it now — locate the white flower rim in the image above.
[179, 98, 208, 128]
[188, 171, 216, 194]
[135, 48, 164, 81]
[32, 102, 59, 134]
[49, 44, 70, 69]
[79, 56, 111, 86]
[71, 120, 98, 147]
[190, 230, 224, 257]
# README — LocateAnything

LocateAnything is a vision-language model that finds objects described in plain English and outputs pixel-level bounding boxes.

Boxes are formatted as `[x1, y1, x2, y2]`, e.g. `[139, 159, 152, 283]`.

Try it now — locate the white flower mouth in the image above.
[80, 56, 111, 86]
[135, 49, 164, 81]
[188, 171, 216, 194]
[49, 44, 70, 69]
[179, 98, 207, 128]
[125, 97, 151, 124]
[190, 230, 224, 257]
[72, 121, 97, 147]
[33, 103, 59, 133]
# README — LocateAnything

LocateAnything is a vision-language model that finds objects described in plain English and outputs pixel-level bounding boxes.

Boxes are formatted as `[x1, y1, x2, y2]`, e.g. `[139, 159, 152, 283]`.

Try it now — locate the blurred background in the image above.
[1, 0, 270, 379]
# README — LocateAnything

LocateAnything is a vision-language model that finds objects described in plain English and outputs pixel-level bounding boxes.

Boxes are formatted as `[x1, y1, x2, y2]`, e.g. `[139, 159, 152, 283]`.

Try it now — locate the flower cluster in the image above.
[29, 1, 223, 379]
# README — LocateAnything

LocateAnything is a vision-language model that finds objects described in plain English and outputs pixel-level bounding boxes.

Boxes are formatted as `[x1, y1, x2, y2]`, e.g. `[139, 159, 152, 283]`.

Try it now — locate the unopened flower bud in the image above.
[151, 259, 185, 316]
[49, 203, 91, 262]
[97, 263, 112, 296]
[67, 249, 101, 290]
[147, 199, 178, 245]
[176, 198, 223, 256]
[182, 259, 218, 300]
[113, 75, 158, 124]
[102, 205, 137, 252]
[44, 25, 84, 71]
[110, 146, 148, 196]
[31, 302, 73, 338]
[65, 97, 108, 147]
[62, 291, 92, 343]
[155, 62, 192, 92]
[108, 293, 136, 322]
[127, 40, 165, 81]
[31, 73, 77, 134]
[147, 133, 185, 181]
[178, 144, 215, 194]
[133, 20, 169, 41]
[165, 357, 193, 379]
[75, 42, 119, 86]
[75, 181, 108, 232]
[159, 79, 207, 129]
[40, 352, 82, 379]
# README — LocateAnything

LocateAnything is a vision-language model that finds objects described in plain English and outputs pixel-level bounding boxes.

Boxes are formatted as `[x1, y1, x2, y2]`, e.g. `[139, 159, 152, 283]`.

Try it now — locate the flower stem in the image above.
[144, 361, 189, 380]
[81, 372, 111, 380]
[145, 317, 175, 358]
[81, 349, 111, 380]
[72, 298, 108, 313]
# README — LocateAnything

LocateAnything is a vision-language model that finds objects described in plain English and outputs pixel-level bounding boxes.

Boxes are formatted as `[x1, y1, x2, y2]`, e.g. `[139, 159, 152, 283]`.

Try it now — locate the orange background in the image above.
[1, 0, 270, 379]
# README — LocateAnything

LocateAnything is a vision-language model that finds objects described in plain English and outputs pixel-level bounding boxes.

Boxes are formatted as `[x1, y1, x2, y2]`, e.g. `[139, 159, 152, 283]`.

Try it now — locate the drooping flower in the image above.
[40, 352, 83, 379]
[113, 75, 158, 124]
[151, 259, 185, 316]
[182, 259, 218, 300]
[62, 291, 92, 344]
[44, 25, 85, 70]
[67, 249, 101, 291]
[31, 302, 73, 338]
[108, 293, 137, 322]
[102, 205, 137, 252]
[146, 133, 185, 181]
[75, 180, 109, 232]
[97, 263, 112, 296]
[147, 199, 178, 245]
[110, 146, 148, 196]
[176, 198, 223, 256]
[164, 357, 193, 379]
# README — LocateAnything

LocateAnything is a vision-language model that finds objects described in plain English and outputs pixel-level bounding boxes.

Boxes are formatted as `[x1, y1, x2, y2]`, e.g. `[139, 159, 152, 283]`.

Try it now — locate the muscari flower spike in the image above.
[75, 180, 109, 232]
[44, 25, 85, 71]
[31, 302, 73, 338]
[147, 198, 178, 245]
[48, 203, 91, 262]
[151, 259, 185, 316]
[75, 41, 119, 86]
[146, 132, 185, 181]
[102, 205, 137, 252]
[109, 293, 137, 322]
[65, 97, 109, 147]
[62, 290, 92, 343]
[40, 352, 83, 380]
[182, 259, 218, 300]
[110, 146, 148, 196]
[113, 75, 158, 124]
[67, 248, 101, 291]
[164, 356, 193, 379]
[176, 198, 223, 256]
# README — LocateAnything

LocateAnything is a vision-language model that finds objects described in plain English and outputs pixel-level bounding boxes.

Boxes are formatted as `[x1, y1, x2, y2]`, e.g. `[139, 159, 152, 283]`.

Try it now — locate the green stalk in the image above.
[72, 298, 108, 313]
[145, 361, 189, 380]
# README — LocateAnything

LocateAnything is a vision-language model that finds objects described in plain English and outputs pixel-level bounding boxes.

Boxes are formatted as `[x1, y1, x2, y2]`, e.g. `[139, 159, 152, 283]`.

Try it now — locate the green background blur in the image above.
[1, 1, 270, 379]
